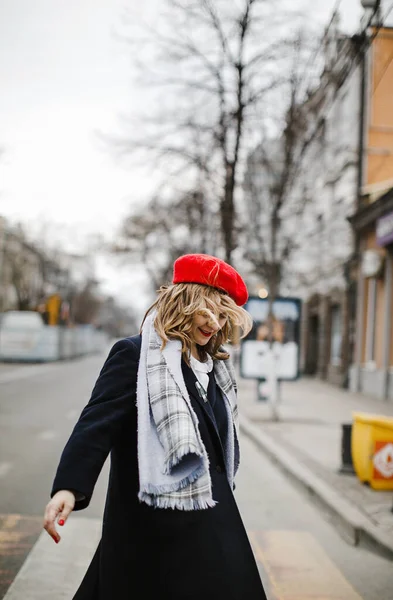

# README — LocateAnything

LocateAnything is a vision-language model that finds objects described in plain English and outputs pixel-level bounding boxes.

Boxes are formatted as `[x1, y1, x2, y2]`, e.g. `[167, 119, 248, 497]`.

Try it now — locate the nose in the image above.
[199, 309, 220, 331]
[206, 317, 220, 332]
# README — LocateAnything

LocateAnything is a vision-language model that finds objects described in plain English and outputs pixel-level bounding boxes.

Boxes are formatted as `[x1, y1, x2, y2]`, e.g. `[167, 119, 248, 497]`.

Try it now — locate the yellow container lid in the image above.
[352, 411, 393, 428]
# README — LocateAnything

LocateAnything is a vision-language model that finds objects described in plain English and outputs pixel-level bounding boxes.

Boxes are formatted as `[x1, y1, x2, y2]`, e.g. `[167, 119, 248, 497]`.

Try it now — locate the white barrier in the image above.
[0, 312, 108, 362]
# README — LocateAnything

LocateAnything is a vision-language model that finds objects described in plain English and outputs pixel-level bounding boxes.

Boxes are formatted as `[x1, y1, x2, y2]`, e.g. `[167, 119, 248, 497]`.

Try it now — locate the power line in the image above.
[297, 0, 387, 111]
[299, 2, 391, 152]
[297, 0, 344, 100]
[246, 3, 393, 277]
[269, 5, 393, 239]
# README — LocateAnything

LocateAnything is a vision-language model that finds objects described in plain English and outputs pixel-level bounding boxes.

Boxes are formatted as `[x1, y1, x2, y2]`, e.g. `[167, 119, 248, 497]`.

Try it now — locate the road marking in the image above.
[249, 530, 364, 599]
[1, 524, 365, 599]
[0, 463, 12, 478]
[2, 516, 20, 530]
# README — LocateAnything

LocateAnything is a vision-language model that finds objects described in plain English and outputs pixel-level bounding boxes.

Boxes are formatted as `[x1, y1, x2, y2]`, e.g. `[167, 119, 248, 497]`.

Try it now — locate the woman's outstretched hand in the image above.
[43, 490, 75, 543]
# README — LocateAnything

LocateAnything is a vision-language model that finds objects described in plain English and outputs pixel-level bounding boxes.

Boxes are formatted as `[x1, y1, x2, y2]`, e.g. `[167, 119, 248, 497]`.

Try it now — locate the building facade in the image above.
[0, 216, 99, 324]
[241, 9, 393, 398]
[242, 14, 363, 388]
[348, 26, 393, 401]
[282, 19, 362, 388]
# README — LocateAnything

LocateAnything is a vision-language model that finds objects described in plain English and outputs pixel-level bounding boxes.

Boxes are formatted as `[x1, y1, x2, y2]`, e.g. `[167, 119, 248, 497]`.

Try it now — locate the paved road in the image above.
[1, 349, 393, 599]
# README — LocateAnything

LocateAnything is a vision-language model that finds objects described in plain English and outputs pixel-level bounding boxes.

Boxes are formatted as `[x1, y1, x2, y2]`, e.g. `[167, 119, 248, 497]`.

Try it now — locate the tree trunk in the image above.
[221, 162, 236, 263]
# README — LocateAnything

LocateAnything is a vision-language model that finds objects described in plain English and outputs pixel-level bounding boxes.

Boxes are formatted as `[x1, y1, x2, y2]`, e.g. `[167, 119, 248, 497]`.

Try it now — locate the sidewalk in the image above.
[0, 361, 67, 385]
[3, 517, 102, 600]
[238, 374, 393, 559]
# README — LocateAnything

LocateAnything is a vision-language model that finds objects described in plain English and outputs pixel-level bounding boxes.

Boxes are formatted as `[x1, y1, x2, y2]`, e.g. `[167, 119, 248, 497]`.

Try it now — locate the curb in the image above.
[239, 415, 393, 561]
[3, 517, 102, 600]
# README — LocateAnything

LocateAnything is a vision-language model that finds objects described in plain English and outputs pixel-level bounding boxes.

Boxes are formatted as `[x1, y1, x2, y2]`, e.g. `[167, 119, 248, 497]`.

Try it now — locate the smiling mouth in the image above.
[199, 328, 213, 337]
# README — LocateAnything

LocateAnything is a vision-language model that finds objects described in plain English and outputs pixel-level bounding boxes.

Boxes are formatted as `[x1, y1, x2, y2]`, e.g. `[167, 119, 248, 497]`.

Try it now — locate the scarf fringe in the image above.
[141, 462, 207, 496]
[138, 462, 216, 510]
[138, 491, 217, 511]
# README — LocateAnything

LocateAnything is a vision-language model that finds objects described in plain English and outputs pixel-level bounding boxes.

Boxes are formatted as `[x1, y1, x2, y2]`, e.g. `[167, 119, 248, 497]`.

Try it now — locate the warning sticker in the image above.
[372, 442, 393, 479]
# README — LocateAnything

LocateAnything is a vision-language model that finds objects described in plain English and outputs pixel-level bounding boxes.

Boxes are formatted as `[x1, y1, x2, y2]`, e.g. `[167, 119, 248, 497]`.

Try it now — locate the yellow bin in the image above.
[351, 412, 393, 490]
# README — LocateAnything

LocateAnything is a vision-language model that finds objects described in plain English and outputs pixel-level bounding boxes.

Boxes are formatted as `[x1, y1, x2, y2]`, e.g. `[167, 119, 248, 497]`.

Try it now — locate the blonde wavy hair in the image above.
[141, 283, 253, 364]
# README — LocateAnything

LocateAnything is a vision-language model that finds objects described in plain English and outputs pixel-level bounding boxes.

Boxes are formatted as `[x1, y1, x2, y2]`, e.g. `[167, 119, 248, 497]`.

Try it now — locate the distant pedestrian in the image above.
[43, 253, 267, 599]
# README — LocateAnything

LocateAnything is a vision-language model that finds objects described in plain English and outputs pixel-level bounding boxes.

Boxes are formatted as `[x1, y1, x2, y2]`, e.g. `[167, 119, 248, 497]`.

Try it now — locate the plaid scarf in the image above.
[136, 312, 240, 510]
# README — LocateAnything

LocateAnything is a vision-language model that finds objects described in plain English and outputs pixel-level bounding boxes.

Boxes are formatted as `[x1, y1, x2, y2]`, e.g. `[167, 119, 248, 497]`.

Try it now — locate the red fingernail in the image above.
[58, 519, 64, 526]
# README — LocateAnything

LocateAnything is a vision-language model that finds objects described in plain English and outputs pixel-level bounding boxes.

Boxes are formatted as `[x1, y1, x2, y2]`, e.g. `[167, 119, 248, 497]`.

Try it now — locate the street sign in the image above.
[373, 442, 393, 480]
[240, 296, 302, 381]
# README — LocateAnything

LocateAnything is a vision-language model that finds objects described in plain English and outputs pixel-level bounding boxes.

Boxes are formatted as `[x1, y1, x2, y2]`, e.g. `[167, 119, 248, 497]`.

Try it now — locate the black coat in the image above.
[51, 335, 267, 600]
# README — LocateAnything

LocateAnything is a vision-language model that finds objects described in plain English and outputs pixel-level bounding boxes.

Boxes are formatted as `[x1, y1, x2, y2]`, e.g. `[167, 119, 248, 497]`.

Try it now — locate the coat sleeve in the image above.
[50, 337, 139, 510]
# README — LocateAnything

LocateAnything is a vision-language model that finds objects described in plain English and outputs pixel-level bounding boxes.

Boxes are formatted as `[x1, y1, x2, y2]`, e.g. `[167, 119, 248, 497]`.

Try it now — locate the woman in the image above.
[43, 253, 267, 600]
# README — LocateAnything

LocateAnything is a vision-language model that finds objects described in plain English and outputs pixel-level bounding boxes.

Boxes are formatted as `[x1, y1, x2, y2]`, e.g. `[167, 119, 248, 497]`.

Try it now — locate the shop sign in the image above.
[373, 442, 393, 479]
[376, 211, 393, 246]
[361, 249, 384, 278]
[240, 296, 301, 381]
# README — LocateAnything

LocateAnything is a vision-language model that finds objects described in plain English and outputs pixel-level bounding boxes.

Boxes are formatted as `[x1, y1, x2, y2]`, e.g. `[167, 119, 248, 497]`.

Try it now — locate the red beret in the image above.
[172, 253, 248, 306]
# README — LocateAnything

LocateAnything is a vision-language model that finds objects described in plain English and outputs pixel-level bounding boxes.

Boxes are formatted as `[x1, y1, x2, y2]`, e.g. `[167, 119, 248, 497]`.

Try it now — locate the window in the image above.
[330, 304, 342, 366]
[365, 278, 377, 365]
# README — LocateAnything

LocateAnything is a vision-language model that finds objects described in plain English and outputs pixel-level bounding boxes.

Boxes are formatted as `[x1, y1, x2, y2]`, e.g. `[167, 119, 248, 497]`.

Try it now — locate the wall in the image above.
[367, 28, 393, 189]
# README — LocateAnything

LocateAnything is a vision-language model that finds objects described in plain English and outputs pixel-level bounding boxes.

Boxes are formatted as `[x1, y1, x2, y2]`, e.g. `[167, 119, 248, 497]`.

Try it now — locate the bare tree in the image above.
[241, 20, 361, 418]
[241, 63, 310, 418]
[71, 279, 102, 325]
[243, 36, 311, 320]
[6, 251, 37, 311]
[0, 226, 49, 311]
[243, 19, 361, 305]
[114, 186, 220, 291]
[105, 0, 309, 264]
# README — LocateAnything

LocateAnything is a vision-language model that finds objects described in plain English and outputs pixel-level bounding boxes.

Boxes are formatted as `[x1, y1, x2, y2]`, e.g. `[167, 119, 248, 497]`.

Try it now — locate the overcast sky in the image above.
[0, 0, 381, 313]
